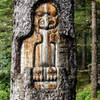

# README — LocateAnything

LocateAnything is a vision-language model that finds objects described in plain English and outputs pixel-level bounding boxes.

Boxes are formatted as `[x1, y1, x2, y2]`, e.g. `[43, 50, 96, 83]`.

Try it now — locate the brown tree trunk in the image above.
[82, 33, 86, 69]
[82, 0, 87, 69]
[91, 0, 97, 98]
[10, 0, 77, 100]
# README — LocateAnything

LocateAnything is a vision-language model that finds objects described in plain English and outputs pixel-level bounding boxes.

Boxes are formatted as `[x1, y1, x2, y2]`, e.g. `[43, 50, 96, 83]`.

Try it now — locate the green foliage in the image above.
[75, 0, 92, 68]
[77, 85, 100, 100]
[77, 72, 90, 91]
[0, 0, 13, 99]
[77, 89, 91, 100]
[0, 68, 10, 100]
[77, 70, 100, 100]
[0, 90, 10, 100]
[77, 72, 100, 100]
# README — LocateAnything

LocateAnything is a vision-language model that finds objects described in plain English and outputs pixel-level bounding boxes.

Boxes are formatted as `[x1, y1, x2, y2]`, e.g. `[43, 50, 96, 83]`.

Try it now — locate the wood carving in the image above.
[21, 2, 59, 89]
[11, 0, 77, 99]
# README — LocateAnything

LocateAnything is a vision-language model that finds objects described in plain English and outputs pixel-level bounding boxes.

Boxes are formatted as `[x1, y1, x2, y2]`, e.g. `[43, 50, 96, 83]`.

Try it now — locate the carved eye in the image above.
[39, 18, 45, 25]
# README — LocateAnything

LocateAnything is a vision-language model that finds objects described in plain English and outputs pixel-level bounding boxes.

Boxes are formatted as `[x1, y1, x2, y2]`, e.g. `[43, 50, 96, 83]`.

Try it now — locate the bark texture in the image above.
[11, 0, 77, 100]
[82, 33, 86, 69]
[91, 0, 97, 98]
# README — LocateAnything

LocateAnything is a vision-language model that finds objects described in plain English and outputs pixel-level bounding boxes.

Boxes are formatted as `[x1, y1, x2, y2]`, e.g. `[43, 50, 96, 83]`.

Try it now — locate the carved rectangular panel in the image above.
[33, 67, 57, 81]
[33, 67, 57, 89]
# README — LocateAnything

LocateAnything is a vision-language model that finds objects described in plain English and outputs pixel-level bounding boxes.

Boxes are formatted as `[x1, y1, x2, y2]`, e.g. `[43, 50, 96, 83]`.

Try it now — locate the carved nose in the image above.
[49, 20, 54, 25]
[46, 16, 55, 26]
[45, 14, 49, 27]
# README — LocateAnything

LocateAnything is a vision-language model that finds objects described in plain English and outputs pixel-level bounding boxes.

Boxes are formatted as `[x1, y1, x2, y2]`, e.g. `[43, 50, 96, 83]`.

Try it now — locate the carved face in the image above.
[35, 3, 58, 30]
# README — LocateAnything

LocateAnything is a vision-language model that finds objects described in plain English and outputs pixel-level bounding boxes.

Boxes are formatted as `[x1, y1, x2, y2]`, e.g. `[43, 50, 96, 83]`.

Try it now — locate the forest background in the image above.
[0, 0, 100, 100]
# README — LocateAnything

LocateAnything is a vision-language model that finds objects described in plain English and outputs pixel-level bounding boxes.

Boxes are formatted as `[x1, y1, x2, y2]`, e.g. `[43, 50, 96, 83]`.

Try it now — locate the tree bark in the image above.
[10, 0, 77, 100]
[82, 0, 87, 69]
[82, 33, 86, 69]
[91, 0, 97, 98]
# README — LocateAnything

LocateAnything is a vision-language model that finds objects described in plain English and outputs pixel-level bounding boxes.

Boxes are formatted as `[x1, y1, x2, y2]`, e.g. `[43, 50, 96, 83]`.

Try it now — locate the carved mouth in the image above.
[39, 25, 57, 30]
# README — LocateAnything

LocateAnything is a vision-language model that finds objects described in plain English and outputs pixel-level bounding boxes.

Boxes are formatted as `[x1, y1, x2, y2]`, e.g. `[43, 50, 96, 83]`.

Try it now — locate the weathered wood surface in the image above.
[98, 69, 100, 84]
[11, 0, 77, 100]
[91, 0, 97, 98]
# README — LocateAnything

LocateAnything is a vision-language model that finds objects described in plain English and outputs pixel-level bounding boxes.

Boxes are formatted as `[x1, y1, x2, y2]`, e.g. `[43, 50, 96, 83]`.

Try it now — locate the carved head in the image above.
[35, 3, 58, 31]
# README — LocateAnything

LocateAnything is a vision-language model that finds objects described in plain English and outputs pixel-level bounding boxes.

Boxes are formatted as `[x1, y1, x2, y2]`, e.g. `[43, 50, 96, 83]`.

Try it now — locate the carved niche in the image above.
[21, 2, 59, 89]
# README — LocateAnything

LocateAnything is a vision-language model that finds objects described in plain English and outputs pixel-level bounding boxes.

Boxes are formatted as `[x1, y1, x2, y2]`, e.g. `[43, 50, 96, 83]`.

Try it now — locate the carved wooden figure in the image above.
[11, 0, 76, 100]
[21, 3, 59, 89]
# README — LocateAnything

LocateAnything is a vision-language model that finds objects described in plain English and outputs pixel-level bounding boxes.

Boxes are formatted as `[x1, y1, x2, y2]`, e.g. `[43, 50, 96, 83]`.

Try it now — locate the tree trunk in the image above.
[82, 33, 86, 69]
[82, 0, 87, 69]
[10, 0, 77, 100]
[91, 0, 97, 98]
